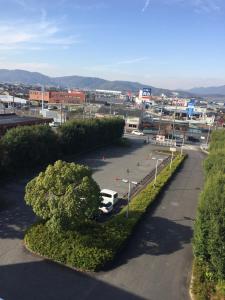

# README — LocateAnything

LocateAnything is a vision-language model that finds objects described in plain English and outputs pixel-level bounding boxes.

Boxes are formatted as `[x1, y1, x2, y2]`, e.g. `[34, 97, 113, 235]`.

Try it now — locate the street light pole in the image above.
[170, 151, 174, 169]
[127, 181, 131, 218]
[152, 158, 163, 185]
[121, 171, 137, 218]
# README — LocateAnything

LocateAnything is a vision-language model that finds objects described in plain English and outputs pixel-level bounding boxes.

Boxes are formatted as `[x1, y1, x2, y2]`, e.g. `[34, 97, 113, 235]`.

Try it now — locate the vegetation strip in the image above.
[24, 154, 186, 272]
[192, 130, 225, 300]
[0, 117, 125, 176]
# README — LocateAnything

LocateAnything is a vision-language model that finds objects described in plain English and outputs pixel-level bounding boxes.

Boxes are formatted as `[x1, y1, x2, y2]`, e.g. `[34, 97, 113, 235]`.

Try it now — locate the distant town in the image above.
[0, 82, 224, 143]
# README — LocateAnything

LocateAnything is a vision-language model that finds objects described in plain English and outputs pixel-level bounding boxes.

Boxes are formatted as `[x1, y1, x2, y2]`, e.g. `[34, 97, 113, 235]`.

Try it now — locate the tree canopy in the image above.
[25, 160, 102, 229]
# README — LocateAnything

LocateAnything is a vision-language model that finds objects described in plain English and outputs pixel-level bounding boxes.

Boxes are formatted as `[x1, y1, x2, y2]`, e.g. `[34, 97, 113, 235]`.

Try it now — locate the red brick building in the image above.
[29, 90, 86, 104]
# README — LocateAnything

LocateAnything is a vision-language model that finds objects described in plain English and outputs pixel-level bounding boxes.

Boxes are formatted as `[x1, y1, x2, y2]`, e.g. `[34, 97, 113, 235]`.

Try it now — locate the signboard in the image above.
[142, 88, 151, 97]
[170, 147, 177, 152]
[172, 99, 188, 107]
[156, 135, 165, 142]
[187, 99, 196, 117]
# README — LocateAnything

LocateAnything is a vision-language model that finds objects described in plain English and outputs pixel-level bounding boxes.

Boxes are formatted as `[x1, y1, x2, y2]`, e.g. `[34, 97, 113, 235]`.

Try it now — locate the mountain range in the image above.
[0, 69, 185, 97]
[188, 86, 225, 96]
[0, 69, 224, 97]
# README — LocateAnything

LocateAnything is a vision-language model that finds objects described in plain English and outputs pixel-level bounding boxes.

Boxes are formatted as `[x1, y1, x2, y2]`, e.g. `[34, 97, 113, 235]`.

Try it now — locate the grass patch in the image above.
[192, 259, 225, 300]
[25, 154, 186, 272]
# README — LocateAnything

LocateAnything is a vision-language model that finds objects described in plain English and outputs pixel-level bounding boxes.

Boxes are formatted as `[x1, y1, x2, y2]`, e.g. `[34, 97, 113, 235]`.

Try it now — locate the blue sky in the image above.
[0, 0, 224, 89]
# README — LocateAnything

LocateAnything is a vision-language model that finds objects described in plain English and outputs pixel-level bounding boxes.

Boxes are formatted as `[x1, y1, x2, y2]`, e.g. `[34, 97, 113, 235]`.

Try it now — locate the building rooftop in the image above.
[0, 113, 51, 126]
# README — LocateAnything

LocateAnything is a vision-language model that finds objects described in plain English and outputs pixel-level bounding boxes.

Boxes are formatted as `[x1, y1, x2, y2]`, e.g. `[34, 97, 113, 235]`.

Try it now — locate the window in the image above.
[101, 193, 112, 198]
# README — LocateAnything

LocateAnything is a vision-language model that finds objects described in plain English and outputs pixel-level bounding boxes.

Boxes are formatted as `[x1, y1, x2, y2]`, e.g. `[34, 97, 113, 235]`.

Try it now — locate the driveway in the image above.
[0, 141, 204, 300]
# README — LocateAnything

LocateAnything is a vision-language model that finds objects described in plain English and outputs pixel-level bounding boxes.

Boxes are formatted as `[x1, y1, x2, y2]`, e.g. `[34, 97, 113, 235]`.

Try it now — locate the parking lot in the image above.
[76, 137, 168, 198]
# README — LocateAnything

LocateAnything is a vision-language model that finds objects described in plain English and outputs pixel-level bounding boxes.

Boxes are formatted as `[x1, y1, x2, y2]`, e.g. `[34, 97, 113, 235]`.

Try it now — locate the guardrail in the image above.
[148, 140, 176, 147]
[122, 156, 171, 200]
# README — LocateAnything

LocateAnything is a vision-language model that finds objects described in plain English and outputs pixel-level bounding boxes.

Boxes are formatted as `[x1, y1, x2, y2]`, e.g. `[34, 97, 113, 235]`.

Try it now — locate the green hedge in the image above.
[0, 117, 125, 173]
[193, 129, 225, 299]
[0, 125, 59, 170]
[58, 118, 125, 155]
[25, 154, 186, 271]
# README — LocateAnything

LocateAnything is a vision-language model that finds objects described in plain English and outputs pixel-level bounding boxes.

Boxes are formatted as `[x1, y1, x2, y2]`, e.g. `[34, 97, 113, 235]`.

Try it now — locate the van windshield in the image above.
[101, 193, 112, 198]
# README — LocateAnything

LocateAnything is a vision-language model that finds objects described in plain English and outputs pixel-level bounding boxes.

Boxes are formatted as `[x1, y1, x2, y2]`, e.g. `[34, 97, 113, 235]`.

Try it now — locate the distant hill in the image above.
[0, 69, 193, 97]
[189, 85, 225, 96]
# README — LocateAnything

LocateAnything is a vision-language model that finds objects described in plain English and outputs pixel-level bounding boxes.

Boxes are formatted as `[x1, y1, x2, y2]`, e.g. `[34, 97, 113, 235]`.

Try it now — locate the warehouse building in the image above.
[29, 90, 86, 104]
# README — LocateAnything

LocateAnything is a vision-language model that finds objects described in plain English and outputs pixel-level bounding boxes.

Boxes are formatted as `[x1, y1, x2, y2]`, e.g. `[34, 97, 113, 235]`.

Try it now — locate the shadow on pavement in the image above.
[0, 261, 145, 300]
[0, 182, 35, 239]
[106, 161, 194, 270]
[106, 215, 193, 271]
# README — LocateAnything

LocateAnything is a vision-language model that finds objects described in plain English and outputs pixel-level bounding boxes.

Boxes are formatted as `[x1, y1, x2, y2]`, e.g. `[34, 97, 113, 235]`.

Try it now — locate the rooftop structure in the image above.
[0, 113, 53, 136]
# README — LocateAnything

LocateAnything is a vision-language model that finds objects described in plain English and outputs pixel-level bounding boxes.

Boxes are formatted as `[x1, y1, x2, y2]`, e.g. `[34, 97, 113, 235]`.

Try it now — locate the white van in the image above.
[99, 189, 119, 214]
[100, 189, 119, 205]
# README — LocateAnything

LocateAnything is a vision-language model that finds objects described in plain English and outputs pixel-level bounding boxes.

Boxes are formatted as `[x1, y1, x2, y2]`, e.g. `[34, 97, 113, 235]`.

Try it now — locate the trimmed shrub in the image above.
[0, 125, 59, 170]
[25, 160, 102, 230]
[0, 117, 124, 175]
[25, 154, 185, 271]
[193, 129, 225, 299]
[58, 118, 125, 155]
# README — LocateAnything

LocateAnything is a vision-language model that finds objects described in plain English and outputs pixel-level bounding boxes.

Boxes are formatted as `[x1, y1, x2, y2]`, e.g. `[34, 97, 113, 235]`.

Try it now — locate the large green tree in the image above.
[25, 160, 102, 230]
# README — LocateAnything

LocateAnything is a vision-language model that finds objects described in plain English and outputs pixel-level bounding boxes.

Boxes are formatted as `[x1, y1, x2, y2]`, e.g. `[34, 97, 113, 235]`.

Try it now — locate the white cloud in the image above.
[142, 0, 150, 12]
[0, 7, 80, 51]
[165, 0, 223, 13]
[0, 61, 55, 73]
[86, 57, 149, 72]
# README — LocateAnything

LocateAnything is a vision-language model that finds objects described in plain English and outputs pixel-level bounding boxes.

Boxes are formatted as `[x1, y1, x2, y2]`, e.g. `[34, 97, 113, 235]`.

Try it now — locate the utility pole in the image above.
[172, 97, 178, 141]
[41, 85, 44, 114]
[158, 94, 165, 135]
[60, 103, 63, 125]
[206, 124, 211, 146]
[12, 94, 15, 114]
[180, 136, 185, 156]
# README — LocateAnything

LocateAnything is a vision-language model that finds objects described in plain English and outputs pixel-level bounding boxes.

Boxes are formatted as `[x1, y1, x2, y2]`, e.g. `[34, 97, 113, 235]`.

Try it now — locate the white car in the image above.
[49, 121, 60, 128]
[99, 201, 113, 214]
[131, 130, 144, 136]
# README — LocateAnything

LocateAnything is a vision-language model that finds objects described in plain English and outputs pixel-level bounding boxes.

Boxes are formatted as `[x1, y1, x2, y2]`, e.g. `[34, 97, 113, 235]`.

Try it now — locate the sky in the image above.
[0, 0, 224, 89]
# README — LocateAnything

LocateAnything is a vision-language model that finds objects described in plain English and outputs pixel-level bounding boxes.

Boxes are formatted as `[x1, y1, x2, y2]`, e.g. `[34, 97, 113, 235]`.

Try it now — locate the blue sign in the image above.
[142, 88, 151, 97]
[187, 99, 195, 117]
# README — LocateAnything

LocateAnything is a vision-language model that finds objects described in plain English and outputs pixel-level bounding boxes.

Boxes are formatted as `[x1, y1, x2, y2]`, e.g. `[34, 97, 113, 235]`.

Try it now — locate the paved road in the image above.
[0, 143, 204, 300]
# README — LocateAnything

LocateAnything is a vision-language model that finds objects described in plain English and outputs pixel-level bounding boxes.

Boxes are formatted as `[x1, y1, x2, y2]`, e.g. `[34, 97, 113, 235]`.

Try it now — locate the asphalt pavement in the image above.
[0, 139, 204, 300]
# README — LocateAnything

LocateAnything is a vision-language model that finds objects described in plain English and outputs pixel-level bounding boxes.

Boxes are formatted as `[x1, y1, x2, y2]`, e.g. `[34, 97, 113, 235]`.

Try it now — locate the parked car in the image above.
[99, 189, 118, 214]
[48, 106, 58, 110]
[187, 136, 200, 143]
[49, 121, 60, 128]
[131, 130, 144, 136]
[99, 201, 113, 214]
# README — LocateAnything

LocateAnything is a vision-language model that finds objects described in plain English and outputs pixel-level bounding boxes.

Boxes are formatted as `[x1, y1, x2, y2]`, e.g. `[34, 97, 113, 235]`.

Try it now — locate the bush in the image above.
[193, 129, 225, 299]
[0, 117, 125, 175]
[25, 154, 186, 271]
[0, 125, 59, 170]
[58, 118, 125, 155]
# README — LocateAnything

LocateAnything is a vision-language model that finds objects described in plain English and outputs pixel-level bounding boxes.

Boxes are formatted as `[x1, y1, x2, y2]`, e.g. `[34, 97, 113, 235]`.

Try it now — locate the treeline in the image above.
[0, 118, 125, 175]
[193, 130, 225, 299]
